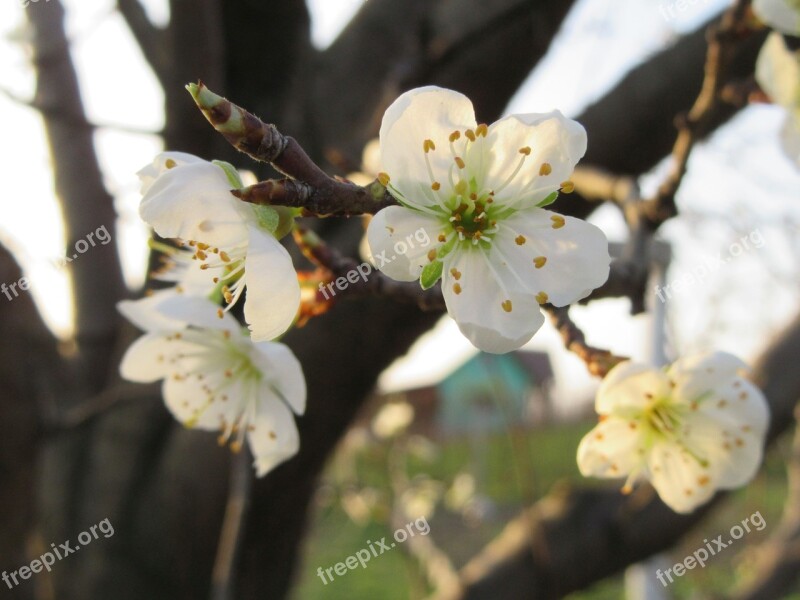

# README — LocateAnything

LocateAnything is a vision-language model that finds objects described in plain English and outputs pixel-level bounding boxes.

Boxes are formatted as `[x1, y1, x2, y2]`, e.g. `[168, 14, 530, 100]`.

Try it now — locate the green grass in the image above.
[291, 422, 793, 600]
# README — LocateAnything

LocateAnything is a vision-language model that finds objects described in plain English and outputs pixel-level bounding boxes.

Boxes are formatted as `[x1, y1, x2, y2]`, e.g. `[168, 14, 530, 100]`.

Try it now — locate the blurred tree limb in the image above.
[28, 0, 125, 395]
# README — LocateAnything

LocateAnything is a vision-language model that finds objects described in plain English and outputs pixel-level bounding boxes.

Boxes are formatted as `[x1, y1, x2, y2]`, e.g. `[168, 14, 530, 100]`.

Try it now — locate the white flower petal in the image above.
[154, 295, 242, 333]
[120, 332, 185, 382]
[162, 369, 242, 431]
[491, 208, 610, 305]
[366, 207, 440, 281]
[242, 226, 300, 342]
[753, 0, 800, 34]
[251, 341, 307, 415]
[140, 161, 252, 248]
[577, 417, 645, 479]
[380, 86, 477, 207]
[118, 290, 187, 333]
[247, 395, 300, 477]
[647, 441, 718, 514]
[668, 351, 749, 403]
[596, 362, 671, 414]
[137, 152, 205, 195]
[679, 411, 765, 490]
[441, 246, 545, 353]
[484, 111, 587, 206]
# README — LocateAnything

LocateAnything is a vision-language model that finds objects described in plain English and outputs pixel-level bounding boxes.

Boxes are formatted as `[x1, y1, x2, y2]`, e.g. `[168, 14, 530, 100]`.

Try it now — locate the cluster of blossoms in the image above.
[118, 86, 770, 510]
[753, 0, 800, 167]
[119, 295, 305, 477]
[119, 152, 306, 477]
[577, 352, 769, 513]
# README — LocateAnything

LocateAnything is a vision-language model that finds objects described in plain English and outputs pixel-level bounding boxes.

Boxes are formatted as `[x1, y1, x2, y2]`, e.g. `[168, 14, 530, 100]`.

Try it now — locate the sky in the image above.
[0, 0, 798, 411]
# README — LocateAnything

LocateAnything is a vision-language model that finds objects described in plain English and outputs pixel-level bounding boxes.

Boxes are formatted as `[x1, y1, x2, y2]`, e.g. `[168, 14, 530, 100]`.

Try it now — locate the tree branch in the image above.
[28, 0, 125, 394]
[641, 0, 757, 227]
[116, 0, 169, 86]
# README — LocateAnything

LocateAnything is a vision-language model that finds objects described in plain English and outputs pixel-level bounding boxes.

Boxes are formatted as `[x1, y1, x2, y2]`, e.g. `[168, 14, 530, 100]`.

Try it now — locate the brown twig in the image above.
[543, 304, 628, 377]
[642, 0, 754, 227]
[233, 177, 396, 216]
[210, 450, 253, 600]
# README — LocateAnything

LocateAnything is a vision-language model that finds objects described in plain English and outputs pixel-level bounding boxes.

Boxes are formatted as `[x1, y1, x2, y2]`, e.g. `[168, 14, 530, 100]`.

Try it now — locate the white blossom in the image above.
[138, 152, 300, 341]
[577, 352, 769, 514]
[367, 87, 610, 353]
[119, 295, 306, 477]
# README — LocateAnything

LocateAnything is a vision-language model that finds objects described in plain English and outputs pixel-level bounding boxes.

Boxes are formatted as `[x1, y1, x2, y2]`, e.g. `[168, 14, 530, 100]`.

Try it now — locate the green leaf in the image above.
[212, 160, 244, 189]
[536, 191, 559, 208]
[420, 260, 443, 290]
[252, 205, 280, 234]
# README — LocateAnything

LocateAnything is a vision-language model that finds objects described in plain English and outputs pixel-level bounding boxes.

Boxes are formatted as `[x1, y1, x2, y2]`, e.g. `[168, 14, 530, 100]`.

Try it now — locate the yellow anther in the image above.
[378, 172, 391, 186]
[219, 251, 231, 262]
[453, 283, 462, 295]
[476, 124, 488, 137]
[550, 215, 565, 229]
[501, 300, 513, 313]
[560, 180, 575, 193]
[539, 163, 552, 176]
[165, 159, 177, 169]
[515, 235, 526, 245]
[438, 233, 447, 243]
[427, 249, 437, 262]
[533, 256, 547, 269]
[450, 268, 462, 280]
[454, 156, 466, 169]
[519, 146, 531, 156]
[431, 181, 441, 191]
[449, 130, 461, 143]
[535, 292, 549, 304]
[217, 308, 224, 319]
[465, 129, 476, 142]
[423, 139, 436, 153]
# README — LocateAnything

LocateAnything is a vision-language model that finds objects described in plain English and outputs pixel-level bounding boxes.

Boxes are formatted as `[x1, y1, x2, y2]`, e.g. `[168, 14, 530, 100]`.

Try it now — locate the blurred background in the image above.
[1, 0, 799, 598]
